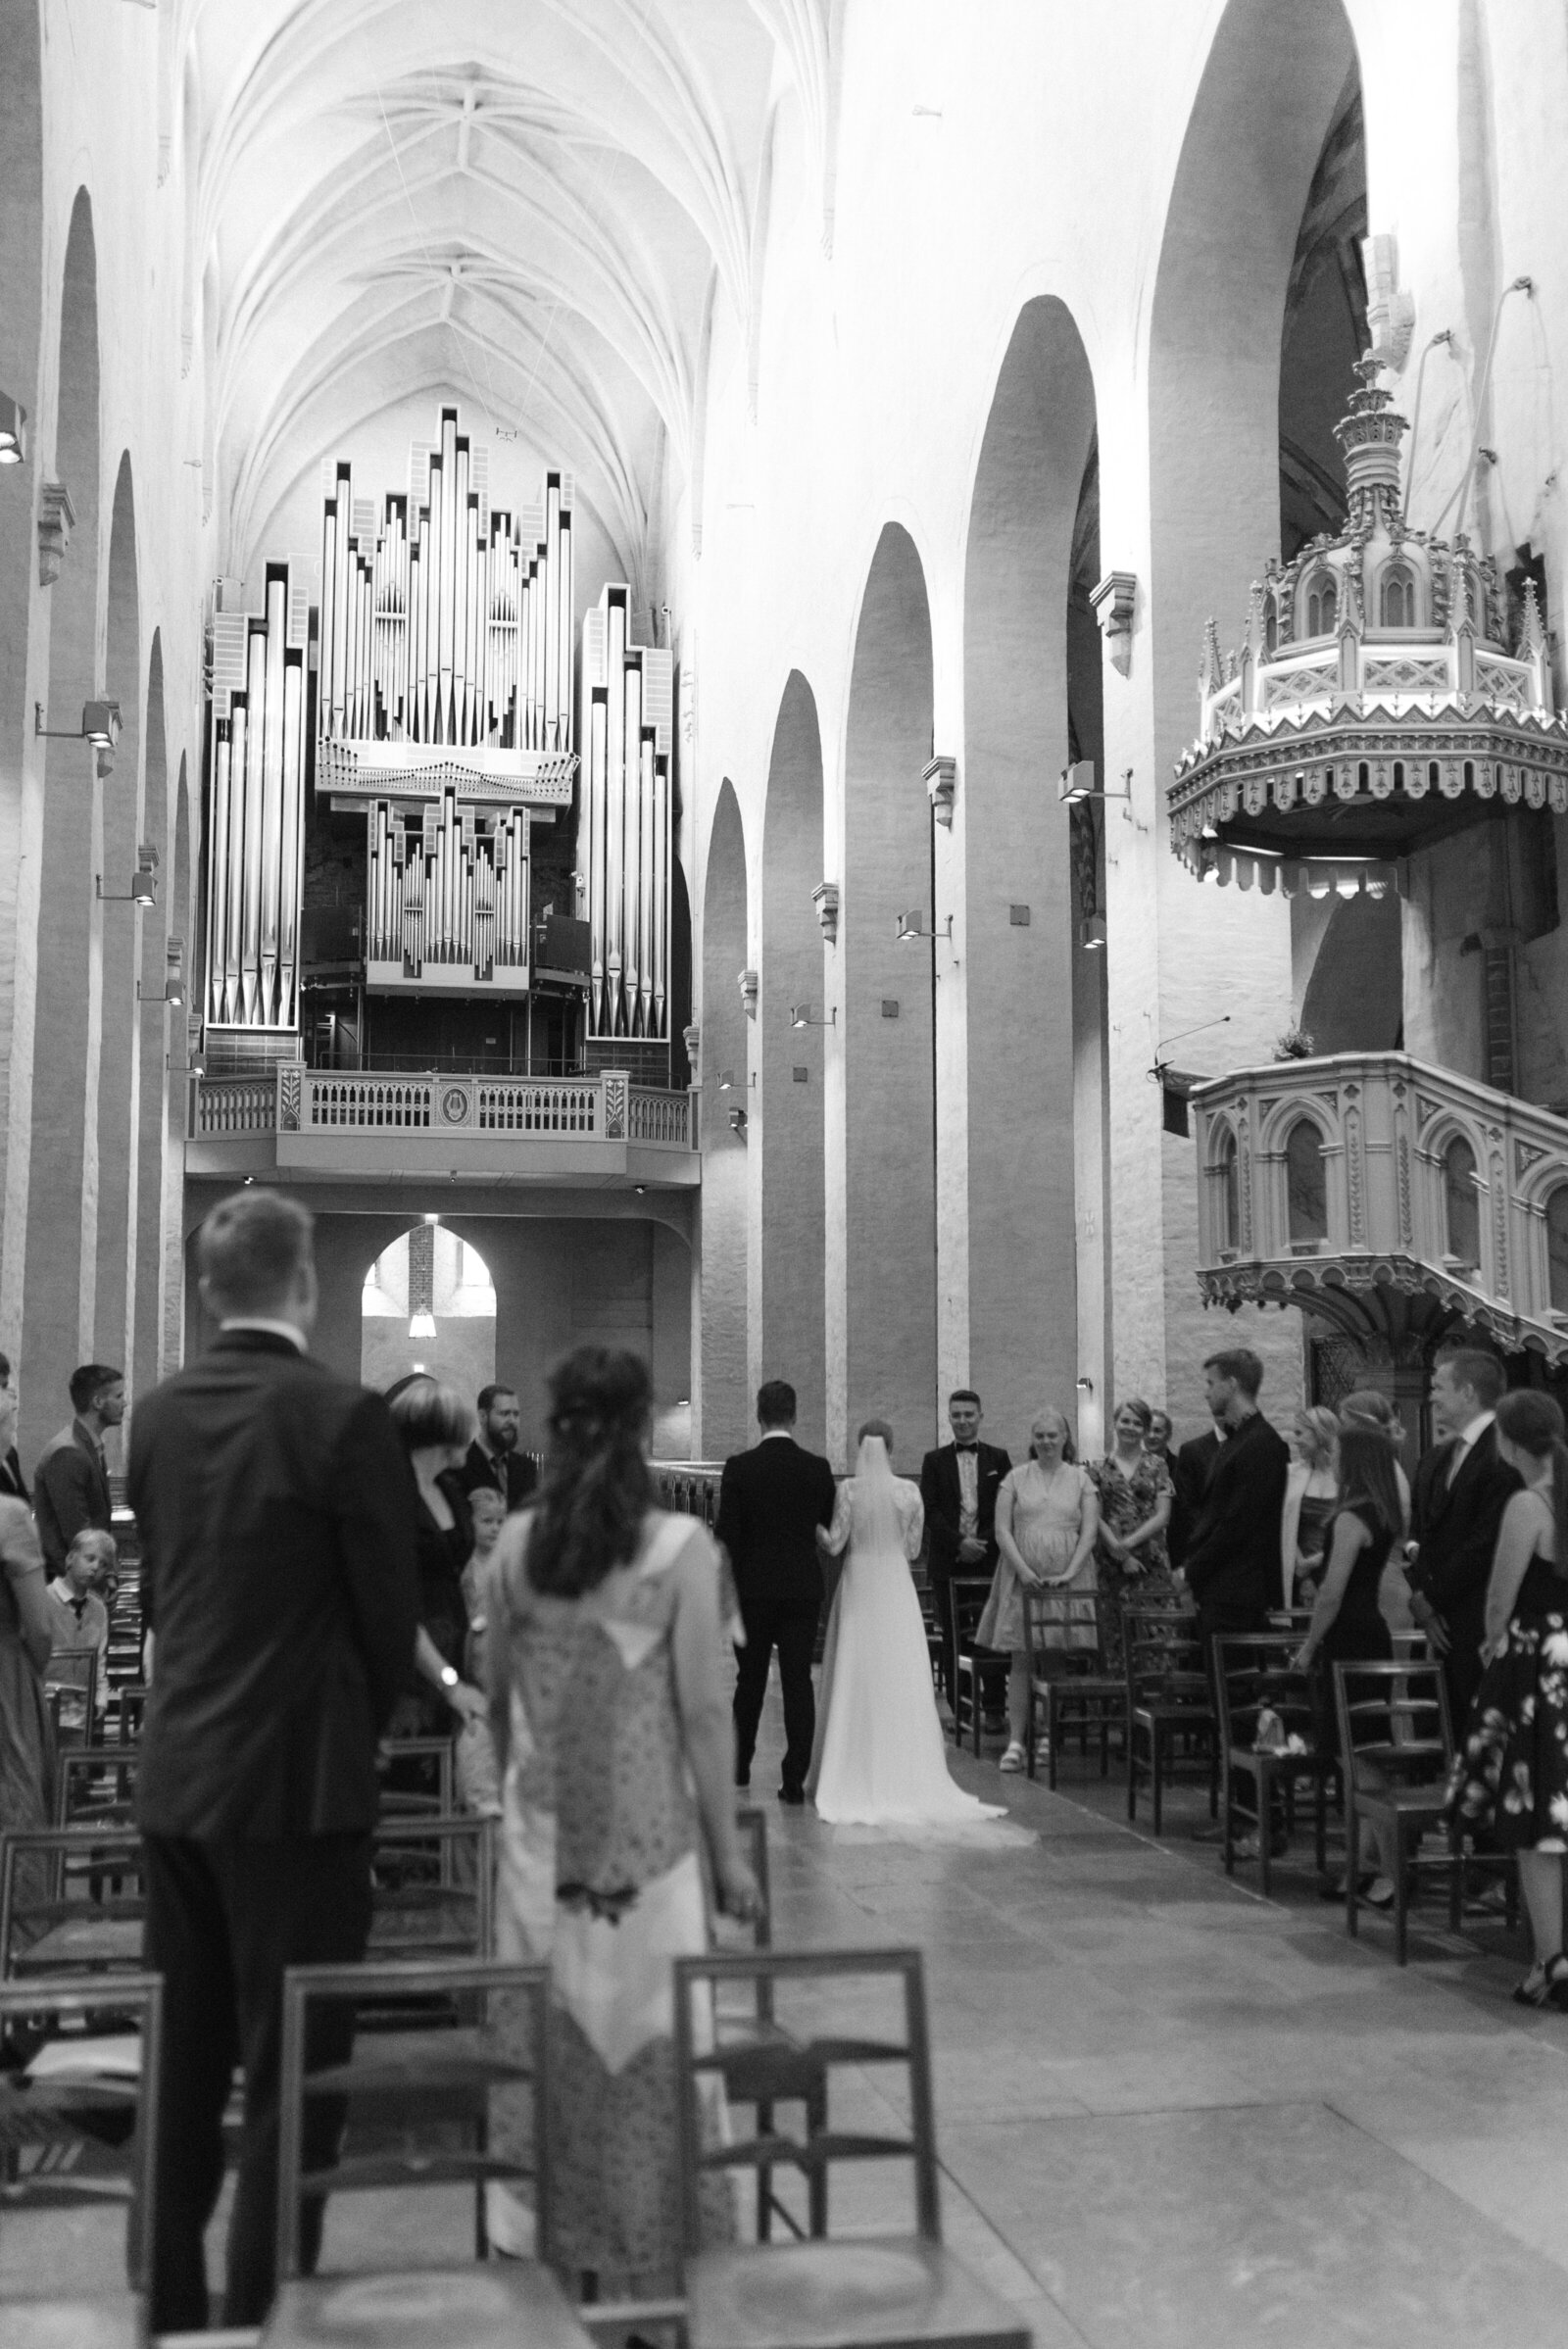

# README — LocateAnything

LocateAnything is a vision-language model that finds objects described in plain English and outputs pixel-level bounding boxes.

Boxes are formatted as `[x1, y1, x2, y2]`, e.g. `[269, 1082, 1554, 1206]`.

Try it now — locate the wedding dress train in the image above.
[808, 1435, 1005, 1829]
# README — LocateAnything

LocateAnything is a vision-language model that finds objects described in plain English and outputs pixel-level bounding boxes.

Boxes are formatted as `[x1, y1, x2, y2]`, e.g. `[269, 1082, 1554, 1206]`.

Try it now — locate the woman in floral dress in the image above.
[1089, 1398, 1175, 1674]
[1447, 1389, 1568, 2010]
[483, 1346, 760, 2293]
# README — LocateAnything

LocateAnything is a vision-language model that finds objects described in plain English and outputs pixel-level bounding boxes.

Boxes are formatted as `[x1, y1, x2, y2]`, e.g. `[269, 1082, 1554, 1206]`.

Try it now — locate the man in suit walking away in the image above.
[920, 1390, 1011, 1711]
[717, 1380, 836, 1805]
[131, 1190, 420, 2332]
[1180, 1347, 1290, 1668]
[1408, 1348, 1519, 1733]
[458, 1381, 538, 1513]
[33, 1362, 123, 1571]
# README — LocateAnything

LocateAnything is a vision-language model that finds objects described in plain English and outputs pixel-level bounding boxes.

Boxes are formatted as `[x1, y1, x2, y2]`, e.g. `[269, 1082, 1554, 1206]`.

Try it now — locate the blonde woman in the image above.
[978, 1407, 1100, 1773]
[1281, 1406, 1340, 1607]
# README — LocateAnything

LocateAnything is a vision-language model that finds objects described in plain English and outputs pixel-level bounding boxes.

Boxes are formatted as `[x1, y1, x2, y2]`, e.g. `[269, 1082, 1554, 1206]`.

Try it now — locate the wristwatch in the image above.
[439, 1664, 460, 1690]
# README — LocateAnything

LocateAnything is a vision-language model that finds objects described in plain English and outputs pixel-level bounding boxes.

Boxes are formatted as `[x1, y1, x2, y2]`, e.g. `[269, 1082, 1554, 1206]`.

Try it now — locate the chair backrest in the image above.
[1212, 1635, 1315, 1753]
[1330, 1660, 1452, 1791]
[1022, 1585, 1103, 1664]
[369, 1814, 495, 1958]
[0, 1970, 162, 2292]
[44, 1643, 100, 1738]
[377, 1736, 456, 1818]
[1266, 1609, 1315, 1637]
[672, 1946, 940, 2255]
[1, 1827, 147, 1982]
[948, 1577, 998, 1651]
[275, 1954, 549, 2282]
[54, 1744, 140, 1828]
[1123, 1607, 1208, 1708]
[115, 1684, 148, 1744]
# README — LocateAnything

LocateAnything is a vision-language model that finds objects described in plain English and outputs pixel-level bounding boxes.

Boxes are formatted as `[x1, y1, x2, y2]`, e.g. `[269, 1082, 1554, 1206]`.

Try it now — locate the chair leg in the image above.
[1025, 1678, 1037, 1782]
[1346, 1799, 1359, 1938]
[1394, 1823, 1410, 1965]
[1048, 1692, 1060, 1793]
[1127, 1728, 1139, 1821]
[1152, 1731, 1164, 1837]
[1447, 1827, 1462, 1933]
[1314, 1776, 1327, 1877]
[1258, 1764, 1272, 1899]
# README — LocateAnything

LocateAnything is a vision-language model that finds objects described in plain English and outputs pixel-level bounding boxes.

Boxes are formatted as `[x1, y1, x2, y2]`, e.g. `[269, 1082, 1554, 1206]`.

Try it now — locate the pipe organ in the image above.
[205, 562, 308, 1031]
[366, 794, 530, 993]
[578, 585, 673, 1039]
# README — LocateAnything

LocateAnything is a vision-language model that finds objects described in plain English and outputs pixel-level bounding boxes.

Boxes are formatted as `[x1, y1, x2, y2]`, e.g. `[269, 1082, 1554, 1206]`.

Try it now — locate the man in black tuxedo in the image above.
[33, 1360, 122, 1570]
[131, 1190, 419, 2332]
[1168, 1424, 1222, 1572]
[920, 1390, 1012, 1708]
[716, 1379, 836, 1804]
[1408, 1348, 1518, 1729]
[458, 1381, 538, 1513]
[1180, 1348, 1290, 1662]
[0, 1351, 26, 1500]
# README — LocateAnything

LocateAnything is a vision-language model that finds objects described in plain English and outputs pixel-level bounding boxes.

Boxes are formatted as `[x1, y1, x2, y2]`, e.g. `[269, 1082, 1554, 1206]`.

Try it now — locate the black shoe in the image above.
[777, 1785, 806, 1806]
[735, 1771, 751, 1789]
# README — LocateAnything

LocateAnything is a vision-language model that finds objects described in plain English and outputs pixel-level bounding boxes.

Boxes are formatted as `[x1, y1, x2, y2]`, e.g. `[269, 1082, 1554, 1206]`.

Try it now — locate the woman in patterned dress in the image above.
[1089, 1398, 1175, 1675]
[484, 1347, 760, 2296]
[1446, 1390, 1568, 2009]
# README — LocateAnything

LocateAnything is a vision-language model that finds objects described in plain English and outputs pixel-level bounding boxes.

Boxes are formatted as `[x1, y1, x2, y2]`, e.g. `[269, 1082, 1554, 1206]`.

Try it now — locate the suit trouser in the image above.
[141, 1829, 372, 2332]
[734, 1600, 819, 1791]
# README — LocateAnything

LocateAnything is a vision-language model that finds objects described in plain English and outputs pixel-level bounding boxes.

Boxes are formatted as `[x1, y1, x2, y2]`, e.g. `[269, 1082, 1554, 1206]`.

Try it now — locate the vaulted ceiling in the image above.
[172, 0, 833, 591]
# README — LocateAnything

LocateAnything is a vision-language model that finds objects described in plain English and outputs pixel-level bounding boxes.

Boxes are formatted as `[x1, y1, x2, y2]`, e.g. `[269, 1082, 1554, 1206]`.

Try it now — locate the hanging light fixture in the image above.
[0, 393, 25, 466]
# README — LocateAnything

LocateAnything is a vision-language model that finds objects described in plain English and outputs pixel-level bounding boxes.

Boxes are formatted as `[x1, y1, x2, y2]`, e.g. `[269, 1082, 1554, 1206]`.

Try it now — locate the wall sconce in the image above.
[36, 698, 122, 753]
[716, 1068, 756, 1092]
[97, 844, 159, 905]
[811, 881, 840, 943]
[895, 909, 954, 945]
[727, 1104, 749, 1137]
[139, 938, 185, 1008]
[1058, 760, 1132, 808]
[408, 1311, 437, 1341]
[1078, 913, 1106, 951]
[1075, 1374, 1095, 1395]
[0, 393, 25, 466]
[789, 1003, 837, 1029]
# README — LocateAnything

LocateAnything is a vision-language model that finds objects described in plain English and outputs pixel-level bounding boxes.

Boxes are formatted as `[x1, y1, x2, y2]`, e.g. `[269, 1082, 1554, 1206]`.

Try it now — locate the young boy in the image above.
[45, 1526, 115, 1733]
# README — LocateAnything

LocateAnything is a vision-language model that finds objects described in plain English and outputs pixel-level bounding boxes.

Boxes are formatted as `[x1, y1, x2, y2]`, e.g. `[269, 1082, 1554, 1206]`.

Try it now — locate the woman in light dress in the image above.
[1281, 1405, 1341, 1607]
[978, 1407, 1100, 1774]
[808, 1421, 1004, 1828]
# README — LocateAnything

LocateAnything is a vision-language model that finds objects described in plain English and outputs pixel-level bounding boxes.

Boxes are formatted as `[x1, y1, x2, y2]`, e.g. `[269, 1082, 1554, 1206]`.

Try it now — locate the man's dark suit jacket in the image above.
[919, 1442, 1012, 1584]
[33, 1419, 114, 1571]
[0, 1446, 27, 1502]
[1169, 1429, 1222, 1569]
[459, 1439, 538, 1514]
[1181, 1411, 1290, 1618]
[130, 1329, 420, 1842]
[715, 1436, 837, 1623]
[1410, 1423, 1520, 1691]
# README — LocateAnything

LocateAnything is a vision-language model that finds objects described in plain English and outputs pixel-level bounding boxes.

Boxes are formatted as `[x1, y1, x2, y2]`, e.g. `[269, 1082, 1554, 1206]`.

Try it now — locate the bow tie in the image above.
[955, 1444, 978, 1455]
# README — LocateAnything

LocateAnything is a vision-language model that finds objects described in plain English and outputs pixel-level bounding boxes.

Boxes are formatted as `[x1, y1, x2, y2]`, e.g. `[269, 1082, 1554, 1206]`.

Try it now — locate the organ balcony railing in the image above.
[185, 1064, 699, 1187]
[1191, 1050, 1568, 1367]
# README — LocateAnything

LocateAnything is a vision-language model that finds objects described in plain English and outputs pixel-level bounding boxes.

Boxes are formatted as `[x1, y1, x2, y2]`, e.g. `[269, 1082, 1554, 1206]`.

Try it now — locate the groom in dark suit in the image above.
[920, 1390, 1011, 1707]
[716, 1380, 837, 1805]
[1408, 1348, 1519, 1729]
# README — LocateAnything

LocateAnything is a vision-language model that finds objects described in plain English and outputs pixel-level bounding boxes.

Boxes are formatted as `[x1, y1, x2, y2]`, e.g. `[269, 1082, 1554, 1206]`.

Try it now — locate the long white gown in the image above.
[808, 1436, 1005, 1828]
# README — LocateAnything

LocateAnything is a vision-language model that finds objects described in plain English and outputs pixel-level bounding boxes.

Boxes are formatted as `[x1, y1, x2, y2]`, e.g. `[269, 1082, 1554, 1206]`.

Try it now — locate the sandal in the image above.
[1544, 1954, 1568, 2013]
[1362, 1877, 1396, 1910]
[1512, 1960, 1550, 2007]
[999, 1741, 1026, 1773]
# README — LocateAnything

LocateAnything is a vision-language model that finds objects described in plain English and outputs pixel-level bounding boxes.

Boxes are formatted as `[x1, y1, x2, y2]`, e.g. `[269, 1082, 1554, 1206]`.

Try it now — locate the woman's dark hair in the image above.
[1335, 1423, 1403, 1536]
[1494, 1390, 1568, 1575]
[386, 1375, 475, 1453]
[524, 1347, 654, 1598]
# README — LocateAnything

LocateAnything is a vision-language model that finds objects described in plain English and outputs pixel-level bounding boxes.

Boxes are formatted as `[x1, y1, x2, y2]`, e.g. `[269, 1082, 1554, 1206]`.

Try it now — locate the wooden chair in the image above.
[949, 1579, 1007, 1756]
[54, 1744, 139, 1830]
[114, 1685, 148, 1745]
[1213, 1635, 1334, 1894]
[1331, 1659, 1462, 1964]
[267, 1956, 578, 2348]
[376, 1735, 456, 1819]
[1022, 1588, 1125, 1787]
[673, 1947, 1030, 2349]
[1124, 1607, 1214, 1832]
[43, 1642, 101, 1742]
[0, 1828, 147, 1979]
[368, 1814, 494, 1961]
[0, 1969, 162, 2323]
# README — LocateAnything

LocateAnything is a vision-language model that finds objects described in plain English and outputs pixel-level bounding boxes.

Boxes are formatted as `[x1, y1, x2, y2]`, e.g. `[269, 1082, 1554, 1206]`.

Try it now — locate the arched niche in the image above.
[841, 524, 935, 1456]
[759, 671, 827, 1449]
[362, 1222, 497, 1398]
[132, 630, 169, 1397]
[95, 453, 141, 1369]
[23, 187, 101, 1459]
[696, 780, 750, 1456]
[962, 296, 1098, 1451]
[1297, 891, 1402, 1053]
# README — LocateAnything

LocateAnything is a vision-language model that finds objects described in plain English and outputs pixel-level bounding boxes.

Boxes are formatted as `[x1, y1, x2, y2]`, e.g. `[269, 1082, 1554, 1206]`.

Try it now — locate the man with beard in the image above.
[459, 1382, 538, 1513]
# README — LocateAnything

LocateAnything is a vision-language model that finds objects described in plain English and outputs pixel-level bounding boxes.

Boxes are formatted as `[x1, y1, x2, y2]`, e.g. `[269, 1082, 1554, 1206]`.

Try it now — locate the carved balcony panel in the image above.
[1191, 1052, 1568, 1366]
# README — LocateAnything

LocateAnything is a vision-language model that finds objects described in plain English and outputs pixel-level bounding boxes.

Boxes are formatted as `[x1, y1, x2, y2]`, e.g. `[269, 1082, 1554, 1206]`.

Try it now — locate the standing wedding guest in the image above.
[44, 1528, 114, 1733]
[483, 1346, 759, 2293]
[1408, 1350, 1518, 1730]
[718, 1379, 836, 1803]
[1145, 1408, 1179, 1489]
[131, 1189, 419, 2333]
[1447, 1391, 1568, 2008]
[463, 1481, 508, 1624]
[1090, 1397, 1174, 1672]
[979, 1407, 1100, 1773]
[1338, 1390, 1414, 1633]
[460, 1382, 538, 1513]
[33, 1361, 122, 1574]
[1281, 1406, 1341, 1607]
[921, 1390, 1012, 1710]
[0, 1357, 54, 1845]
[1180, 1349, 1291, 1667]
[0, 1352, 26, 1499]
[387, 1376, 489, 1739]
[1169, 1414, 1223, 1573]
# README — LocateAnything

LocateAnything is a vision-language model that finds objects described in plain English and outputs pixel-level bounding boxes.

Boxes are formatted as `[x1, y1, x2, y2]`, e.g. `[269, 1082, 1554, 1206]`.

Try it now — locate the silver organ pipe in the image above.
[578, 583, 674, 1039]
[204, 562, 309, 1033]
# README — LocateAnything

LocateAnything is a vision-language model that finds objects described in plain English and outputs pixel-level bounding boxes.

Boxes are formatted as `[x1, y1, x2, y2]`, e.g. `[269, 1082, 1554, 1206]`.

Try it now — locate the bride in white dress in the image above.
[807, 1422, 1004, 1827]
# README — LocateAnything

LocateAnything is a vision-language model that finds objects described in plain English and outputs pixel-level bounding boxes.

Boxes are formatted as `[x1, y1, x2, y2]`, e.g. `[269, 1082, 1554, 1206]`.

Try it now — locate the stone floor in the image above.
[10, 1681, 1568, 2343]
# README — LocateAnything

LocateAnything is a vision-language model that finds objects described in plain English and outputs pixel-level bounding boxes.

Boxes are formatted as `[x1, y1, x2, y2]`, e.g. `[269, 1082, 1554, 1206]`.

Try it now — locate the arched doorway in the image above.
[361, 1222, 497, 1396]
[838, 525, 936, 1458]
[759, 671, 826, 1451]
[696, 780, 749, 1457]
[961, 297, 1099, 1453]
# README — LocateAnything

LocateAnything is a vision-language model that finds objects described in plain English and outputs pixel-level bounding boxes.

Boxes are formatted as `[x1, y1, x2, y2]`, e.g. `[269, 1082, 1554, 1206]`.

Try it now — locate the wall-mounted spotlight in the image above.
[35, 699, 122, 755]
[716, 1068, 756, 1092]
[1058, 759, 1133, 809]
[138, 974, 186, 1007]
[98, 844, 159, 906]
[1078, 913, 1107, 951]
[895, 910, 953, 946]
[727, 1104, 749, 1136]
[1075, 1375, 1095, 1395]
[0, 393, 25, 467]
[789, 1003, 837, 1029]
